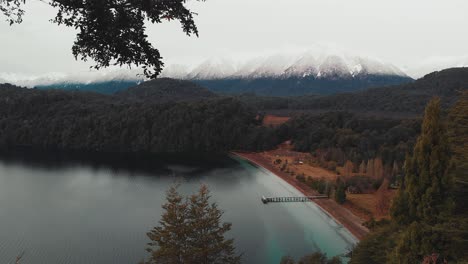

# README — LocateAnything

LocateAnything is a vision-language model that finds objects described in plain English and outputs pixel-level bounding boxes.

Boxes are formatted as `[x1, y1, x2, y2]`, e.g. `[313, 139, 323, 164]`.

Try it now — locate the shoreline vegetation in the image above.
[232, 151, 369, 240]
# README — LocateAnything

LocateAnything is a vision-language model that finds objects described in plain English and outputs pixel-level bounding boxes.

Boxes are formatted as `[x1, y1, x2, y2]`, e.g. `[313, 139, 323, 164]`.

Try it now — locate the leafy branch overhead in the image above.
[0, 0, 205, 79]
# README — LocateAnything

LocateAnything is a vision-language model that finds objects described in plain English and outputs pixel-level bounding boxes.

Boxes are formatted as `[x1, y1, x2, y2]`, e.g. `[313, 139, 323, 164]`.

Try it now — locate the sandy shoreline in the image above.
[232, 151, 369, 241]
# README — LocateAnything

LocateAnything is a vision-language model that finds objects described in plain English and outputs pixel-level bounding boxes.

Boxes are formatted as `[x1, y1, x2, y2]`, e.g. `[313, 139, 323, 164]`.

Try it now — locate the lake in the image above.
[0, 151, 357, 263]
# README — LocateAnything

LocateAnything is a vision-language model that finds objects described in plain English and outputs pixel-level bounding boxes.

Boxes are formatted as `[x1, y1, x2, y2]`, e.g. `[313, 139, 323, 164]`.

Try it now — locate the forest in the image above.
[0, 83, 278, 153]
[349, 93, 468, 263]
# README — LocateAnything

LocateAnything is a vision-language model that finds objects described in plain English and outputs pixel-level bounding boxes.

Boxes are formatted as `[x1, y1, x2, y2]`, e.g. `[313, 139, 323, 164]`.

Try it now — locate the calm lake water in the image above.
[0, 151, 357, 264]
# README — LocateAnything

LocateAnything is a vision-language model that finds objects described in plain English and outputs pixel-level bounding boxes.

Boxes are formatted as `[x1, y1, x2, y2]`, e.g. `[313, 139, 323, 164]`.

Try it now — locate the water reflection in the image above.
[0, 150, 356, 264]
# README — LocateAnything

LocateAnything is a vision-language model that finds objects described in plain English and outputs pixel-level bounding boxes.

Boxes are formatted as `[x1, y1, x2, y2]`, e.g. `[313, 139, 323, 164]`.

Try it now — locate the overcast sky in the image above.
[1, 0, 467, 80]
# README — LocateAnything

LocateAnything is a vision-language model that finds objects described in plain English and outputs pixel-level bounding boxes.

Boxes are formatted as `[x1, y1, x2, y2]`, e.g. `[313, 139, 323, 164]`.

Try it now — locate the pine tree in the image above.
[186, 185, 241, 264]
[389, 98, 455, 262]
[145, 186, 190, 264]
[400, 98, 452, 224]
[144, 185, 241, 264]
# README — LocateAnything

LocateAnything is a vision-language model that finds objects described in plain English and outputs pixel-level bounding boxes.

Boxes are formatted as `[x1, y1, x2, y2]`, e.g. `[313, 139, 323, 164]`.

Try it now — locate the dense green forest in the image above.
[275, 112, 420, 168]
[350, 95, 468, 263]
[0, 83, 277, 153]
[116, 78, 218, 103]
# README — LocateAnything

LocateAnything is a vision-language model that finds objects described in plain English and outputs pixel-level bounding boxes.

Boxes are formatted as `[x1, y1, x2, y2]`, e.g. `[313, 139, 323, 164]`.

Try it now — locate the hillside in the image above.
[116, 78, 217, 103]
[0, 83, 274, 153]
[241, 68, 468, 116]
[36, 80, 139, 94]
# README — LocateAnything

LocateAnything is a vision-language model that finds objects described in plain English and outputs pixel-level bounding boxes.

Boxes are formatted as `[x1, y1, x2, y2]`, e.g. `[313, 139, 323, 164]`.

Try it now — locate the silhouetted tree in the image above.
[0, 0, 206, 78]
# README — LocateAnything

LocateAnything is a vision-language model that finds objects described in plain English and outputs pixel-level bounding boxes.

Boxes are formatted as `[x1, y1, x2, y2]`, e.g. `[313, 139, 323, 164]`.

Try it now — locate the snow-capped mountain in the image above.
[161, 52, 409, 80]
[160, 52, 412, 96]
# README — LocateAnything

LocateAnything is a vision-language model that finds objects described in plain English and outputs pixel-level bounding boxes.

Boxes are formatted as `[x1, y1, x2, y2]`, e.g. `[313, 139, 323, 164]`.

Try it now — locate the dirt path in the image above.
[233, 151, 369, 240]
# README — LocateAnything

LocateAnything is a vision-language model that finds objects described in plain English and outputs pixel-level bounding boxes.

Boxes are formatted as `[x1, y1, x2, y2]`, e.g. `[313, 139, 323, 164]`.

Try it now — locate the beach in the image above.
[233, 151, 370, 240]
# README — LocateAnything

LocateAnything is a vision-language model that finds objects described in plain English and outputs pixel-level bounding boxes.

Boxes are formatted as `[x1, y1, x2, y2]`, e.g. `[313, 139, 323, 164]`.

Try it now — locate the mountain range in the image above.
[160, 53, 413, 96]
[0, 51, 419, 96]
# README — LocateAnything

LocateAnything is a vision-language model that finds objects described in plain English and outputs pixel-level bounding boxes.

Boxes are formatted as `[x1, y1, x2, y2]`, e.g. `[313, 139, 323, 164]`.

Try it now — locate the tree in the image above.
[186, 185, 241, 264]
[145, 185, 190, 263]
[391, 98, 453, 225]
[1, 0, 205, 79]
[388, 98, 455, 262]
[358, 160, 366, 175]
[343, 160, 354, 177]
[334, 179, 346, 204]
[144, 185, 241, 264]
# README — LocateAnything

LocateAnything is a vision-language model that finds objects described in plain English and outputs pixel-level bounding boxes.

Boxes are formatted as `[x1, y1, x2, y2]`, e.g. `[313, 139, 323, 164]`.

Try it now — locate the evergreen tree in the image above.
[389, 98, 455, 262]
[334, 180, 346, 204]
[392, 98, 452, 224]
[144, 185, 241, 264]
[145, 186, 190, 264]
[186, 185, 241, 264]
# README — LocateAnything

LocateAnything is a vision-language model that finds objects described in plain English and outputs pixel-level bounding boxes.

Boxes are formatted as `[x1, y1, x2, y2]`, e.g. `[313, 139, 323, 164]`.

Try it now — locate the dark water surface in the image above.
[0, 151, 356, 263]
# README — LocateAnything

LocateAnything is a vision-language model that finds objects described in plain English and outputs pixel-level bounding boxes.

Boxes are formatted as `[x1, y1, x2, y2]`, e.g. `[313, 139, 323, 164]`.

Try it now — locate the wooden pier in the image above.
[261, 195, 328, 204]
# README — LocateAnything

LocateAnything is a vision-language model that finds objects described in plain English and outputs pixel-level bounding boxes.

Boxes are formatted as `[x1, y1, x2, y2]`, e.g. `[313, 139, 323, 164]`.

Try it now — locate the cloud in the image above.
[0, 68, 145, 88]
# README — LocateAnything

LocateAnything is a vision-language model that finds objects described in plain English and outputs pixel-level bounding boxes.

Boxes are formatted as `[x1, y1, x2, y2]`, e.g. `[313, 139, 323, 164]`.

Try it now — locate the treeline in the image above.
[275, 112, 420, 167]
[240, 67, 468, 115]
[0, 84, 278, 153]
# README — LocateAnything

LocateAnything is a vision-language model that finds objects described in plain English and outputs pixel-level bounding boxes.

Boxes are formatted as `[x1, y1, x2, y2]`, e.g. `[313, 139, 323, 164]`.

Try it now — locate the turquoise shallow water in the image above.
[0, 152, 356, 263]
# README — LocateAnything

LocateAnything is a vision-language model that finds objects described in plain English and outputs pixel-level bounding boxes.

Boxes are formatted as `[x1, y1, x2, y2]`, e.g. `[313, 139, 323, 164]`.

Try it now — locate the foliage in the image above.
[349, 224, 397, 264]
[276, 112, 420, 167]
[280, 252, 342, 264]
[391, 98, 453, 225]
[0, 83, 278, 153]
[353, 97, 468, 263]
[240, 68, 468, 114]
[143, 185, 241, 264]
[0, 0, 24, 25]
[334, 179, 346, 204]
[0, 0, 206, 78]
[305, 177, 328, 195]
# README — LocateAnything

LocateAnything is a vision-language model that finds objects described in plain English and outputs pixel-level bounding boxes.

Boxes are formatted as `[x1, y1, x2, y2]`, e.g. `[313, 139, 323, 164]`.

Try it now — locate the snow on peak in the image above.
[187, 57, 237, 80]
[161, 51, 409, 80]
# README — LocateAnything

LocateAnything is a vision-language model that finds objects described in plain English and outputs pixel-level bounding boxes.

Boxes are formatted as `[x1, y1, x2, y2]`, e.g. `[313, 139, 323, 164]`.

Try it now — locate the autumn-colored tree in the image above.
[343, 160, 354, 177]
[373, 157, 384, 179]
[375, 178, 390, 215]
[358, 160, 366, 175]
[366, 158, 374, 178]
[144, 185, 241, 264]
